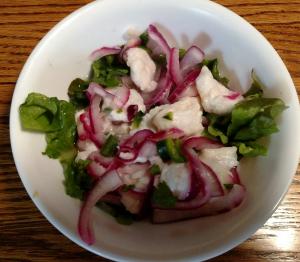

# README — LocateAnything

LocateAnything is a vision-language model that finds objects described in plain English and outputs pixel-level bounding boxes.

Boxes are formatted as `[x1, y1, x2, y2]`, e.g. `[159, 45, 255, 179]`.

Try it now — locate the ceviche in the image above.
[19, 24, 286, 245]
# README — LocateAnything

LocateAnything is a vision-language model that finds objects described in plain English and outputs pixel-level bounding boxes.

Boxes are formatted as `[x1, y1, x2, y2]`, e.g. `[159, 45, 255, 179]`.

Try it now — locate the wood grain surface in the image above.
[0, 0, 299, 261]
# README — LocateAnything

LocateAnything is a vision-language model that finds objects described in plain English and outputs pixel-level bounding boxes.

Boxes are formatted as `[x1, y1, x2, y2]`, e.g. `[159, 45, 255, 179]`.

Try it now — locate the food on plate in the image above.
[19, 24, 286, 245]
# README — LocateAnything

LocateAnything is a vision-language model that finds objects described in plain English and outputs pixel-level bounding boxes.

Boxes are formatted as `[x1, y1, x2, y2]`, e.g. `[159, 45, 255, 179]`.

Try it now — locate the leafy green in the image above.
[244, 71, 264, 98]
[19, 93, 88, 199]
[131, 111, 145, 129]
[202, 72, 286, 157]
[206, 114, 231, 144]
[139, 31, 149, 46]
[152, 182, 177, 208]
[43, 101, 77, 159]
[19, 93, 61, 132]
[232, 141, 267, 157]
[227, 97, 286, 138]
[149, 164, 161, 176]
[179, 48, 186, 59]
[90, 55, 129, 87]
[202, 58, 229, 86]
[100, 134, 119, 157]
[62, 159, 93, 200]
[67, 78, 89, 109]
[163, 112, 173, 120]
[122, 184, 135, 192]
[224, 184, 233, 190]
[156, 138, 186, 163]
[97, 202, 134, 225]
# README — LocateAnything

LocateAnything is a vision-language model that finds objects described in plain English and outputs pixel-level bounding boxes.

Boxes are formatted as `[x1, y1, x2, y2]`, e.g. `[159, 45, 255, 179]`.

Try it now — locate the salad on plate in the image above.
[19, 24, 286, 245]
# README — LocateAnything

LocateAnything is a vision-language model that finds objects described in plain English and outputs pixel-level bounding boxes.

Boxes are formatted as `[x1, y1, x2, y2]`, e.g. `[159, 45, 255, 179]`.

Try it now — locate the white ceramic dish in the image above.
[10, 0, 300, 261]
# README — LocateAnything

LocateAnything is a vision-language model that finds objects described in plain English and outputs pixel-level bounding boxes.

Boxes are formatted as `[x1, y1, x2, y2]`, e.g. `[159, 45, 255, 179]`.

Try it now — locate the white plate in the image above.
[10, 0, 300, 261]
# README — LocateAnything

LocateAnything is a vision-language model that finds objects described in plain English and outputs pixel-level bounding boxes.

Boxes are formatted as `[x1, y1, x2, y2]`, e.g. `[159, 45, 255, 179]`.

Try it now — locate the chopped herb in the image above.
[100, 134, 119, 157]
[179, 48, 186, 59]
[122, 184, 135, 192]
[67, 78, 89, 109]
[152, 182, 177, 208]
[131, 111, 145, 129]
[116, 108, 123, 113]
[201, 58, 229, 86]
[103, 107, 112, 113]
[149, 164, 161, 176]
[224, 183, 234, 190]
[157, 138, 185, 163]
[139, 31, 149, 46]
[163, 112, 173, 120]
[97, 202, 134, 225]
[90, 55, 129, 87]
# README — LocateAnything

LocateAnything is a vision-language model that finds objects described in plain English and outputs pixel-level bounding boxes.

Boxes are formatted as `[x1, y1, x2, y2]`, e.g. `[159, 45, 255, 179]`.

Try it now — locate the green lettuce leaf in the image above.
[206, 114, 230, 144]
[19, 93, 61, 132]
[62, 159, 93, 200]
[202, 58, 229, 86]
[67, 78, 89, 109]
[244, 71, 264, 98]
[152, 181, 177, 208]
[232, 141, 267, 157]
[90, 55, 129, 87]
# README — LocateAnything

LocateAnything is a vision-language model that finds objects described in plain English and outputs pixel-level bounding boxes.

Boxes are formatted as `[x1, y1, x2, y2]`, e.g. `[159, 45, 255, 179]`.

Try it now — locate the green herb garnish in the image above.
[163, 112, 173, 120]
[100, 134, 119, 157]
[131, 111, 145, 129]
[152, 181, 177, 208]
[149, 164, 161, 176]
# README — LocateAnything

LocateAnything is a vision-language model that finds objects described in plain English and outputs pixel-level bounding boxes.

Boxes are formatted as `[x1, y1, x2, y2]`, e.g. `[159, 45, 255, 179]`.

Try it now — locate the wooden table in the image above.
[0, 0, 299, 261]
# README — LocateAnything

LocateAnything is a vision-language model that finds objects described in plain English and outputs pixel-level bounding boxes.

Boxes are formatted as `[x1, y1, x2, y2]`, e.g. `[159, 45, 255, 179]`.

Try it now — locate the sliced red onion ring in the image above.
[137, 141, 157, 162]
[224, 92, 241, 100]
[230, 167, 241, 185]
[181, 137, 224, 205]
[152, 184, 245, 223]
[79, 111, 102, 148]
[78, 170, 123, 245]
[88, 151, 113, 168]
[87, 161, 106, 178]
[149, 128, 185, 142]
[180, 45, 204, 76]
[87, 82, 114, 101]
[169, 48, 183, 85]
[119, 38, 142, 61]
[147, 24, 171, 57]
[168, 68, 201, 103]
[117, 129, 154, 162]
[143, 70, 173, 108]
[112, 86, 130, 108]
[127, 104, 138, 122]
[90, 46, 121, 61]
[88, 95, 104, 145]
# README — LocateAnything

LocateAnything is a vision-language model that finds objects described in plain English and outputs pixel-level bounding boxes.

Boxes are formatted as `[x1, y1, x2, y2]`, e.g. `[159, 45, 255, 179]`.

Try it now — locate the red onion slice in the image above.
[169, 48, 183, 85]
[168, 68, 201, 103]
[112, 86, 130, 108]
[90, 46, 121, 61]
[180, 45, 204, 76]
[230, 167, 241, 185]
[88, 151, 114, 168]
[143, 70, 173, 108]
[149, 128, 185, 142]
[87, 82, 114, 101]
[147, 24, 171, 57]
[178, 85, 198, 99]
[152, 184, 245, 223]
[87, 161, 106, 178]
[78, 170, 123, 245]
[224, 92, 241, 100]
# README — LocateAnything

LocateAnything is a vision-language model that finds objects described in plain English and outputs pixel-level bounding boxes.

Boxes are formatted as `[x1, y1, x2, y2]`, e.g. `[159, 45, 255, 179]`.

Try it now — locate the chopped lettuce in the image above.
[67, 78, 89, 109]
[152, 181, 177, 208]
[202, 58, 229, 86]
[204, 72, 286, 157]
[90, 55, 129, 87]
[19, 93, 89, 198]
[62, 159, 93, 200]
